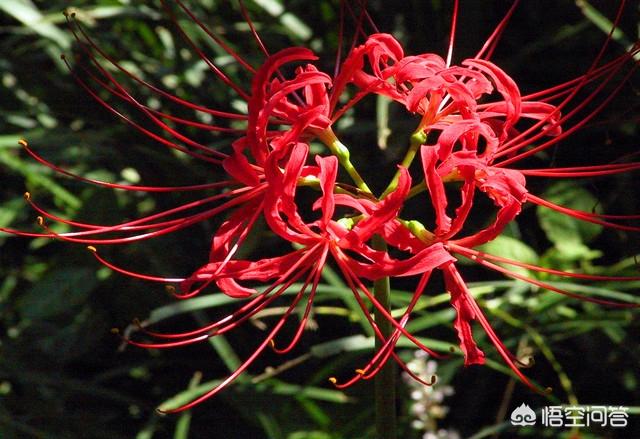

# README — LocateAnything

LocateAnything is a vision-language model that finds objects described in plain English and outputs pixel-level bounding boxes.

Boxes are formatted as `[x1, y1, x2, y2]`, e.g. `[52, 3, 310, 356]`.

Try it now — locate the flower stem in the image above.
[318, 129, 372, 194]
[372, 234, 397, 439]
[380, 130, 426, 198]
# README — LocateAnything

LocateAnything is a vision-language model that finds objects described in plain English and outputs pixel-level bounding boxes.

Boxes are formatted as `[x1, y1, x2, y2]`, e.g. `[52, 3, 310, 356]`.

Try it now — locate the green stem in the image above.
[333, 139, 372, 194]
[406, 180, 427, 200]
[320, 132, 372, 194]
[372, 234, 396, 439]
[380, 130, 426, 198]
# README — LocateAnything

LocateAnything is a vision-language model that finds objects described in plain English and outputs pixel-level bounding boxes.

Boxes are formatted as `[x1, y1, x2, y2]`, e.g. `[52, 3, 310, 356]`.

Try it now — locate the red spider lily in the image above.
[2, 0, 640, 414]
[132, 147, 455, 411]
[332, 3, 640, 387]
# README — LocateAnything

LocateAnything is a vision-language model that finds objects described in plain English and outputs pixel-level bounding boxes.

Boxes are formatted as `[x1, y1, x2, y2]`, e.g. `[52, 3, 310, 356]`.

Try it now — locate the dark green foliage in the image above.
[0, 1, 638, 438]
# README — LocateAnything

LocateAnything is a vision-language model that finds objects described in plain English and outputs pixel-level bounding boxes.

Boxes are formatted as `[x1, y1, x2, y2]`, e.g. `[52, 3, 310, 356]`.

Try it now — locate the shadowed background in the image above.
[0, 1, 638, 438]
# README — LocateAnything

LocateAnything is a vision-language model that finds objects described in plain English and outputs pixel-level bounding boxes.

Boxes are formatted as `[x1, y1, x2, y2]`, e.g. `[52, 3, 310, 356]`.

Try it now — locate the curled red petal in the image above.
[263, 143, 319, 243]
[215, 278, 256, 298]
[209, 198, 263, 261]
[347, 242, 455, 279]
[248, 47, 319, 163]
[421, 145, 452, 236]
[343, 166, 411, 245]
[435, 119, 499, 160]
[442, 262, 486, 365]
[315, 155, 338, 228]
[222, 139, 261, 187]
[463, 58, 522, 136]
[332, 33, 405, 109]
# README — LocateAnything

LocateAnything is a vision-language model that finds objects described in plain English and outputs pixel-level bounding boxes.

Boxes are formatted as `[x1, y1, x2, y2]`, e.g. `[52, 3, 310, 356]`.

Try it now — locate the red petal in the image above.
[442, 262, 486, 365]
[463, 58, 521, 135]
[421, 145, 452, 236]
[248, 47, 319, 163]
[344, 166, 411, 245]
[209, 198, 263, 261]
[315, 155, 338, 227]
[216, 278, 256, 298]
[222, 139, 260, 186]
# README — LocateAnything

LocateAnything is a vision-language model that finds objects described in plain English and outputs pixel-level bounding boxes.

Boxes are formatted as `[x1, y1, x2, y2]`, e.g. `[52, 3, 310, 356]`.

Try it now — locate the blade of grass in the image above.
[0, 150, 81, 209]
[173, 372, 202, 439]
[321, 264, 374, 335]
[0, 0, 70, 49]
[256, 412, 283, 439]
[575, 0, 635, 52]
[158, 379, 350, 412]
[192, 310, 242, 372]
[488, 305, 578, 405]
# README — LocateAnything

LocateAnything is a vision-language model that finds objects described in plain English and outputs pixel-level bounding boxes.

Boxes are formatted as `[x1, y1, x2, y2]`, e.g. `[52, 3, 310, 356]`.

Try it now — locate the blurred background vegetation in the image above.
[0, 1, 639, 438]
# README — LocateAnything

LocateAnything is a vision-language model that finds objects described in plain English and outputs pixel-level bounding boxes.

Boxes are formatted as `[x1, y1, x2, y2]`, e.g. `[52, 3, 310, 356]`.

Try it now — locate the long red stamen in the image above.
[133, 247, 317, 341]
[238, 0, 270, 59]
[21, 140, 236, 192]
[62, 56, 224, 165]
[327, 262, 443, 388]
[527, 193, 640, 232]
[445, 0, 459, 67]
[67, 47, 231, 162]
[496, 60, 638, 165]
[519, 47, 638, 104]
[494, 3, 632, 163]
[331, 246, 445, 358]
[443, 264, 549, 393]
[87, 246, 184, 283]
[333, 1, 347, 79]
[455, 250, 640, 308]
[30, 187, 264, 244]
[160, 0, 252, 99]
[350, 272, 436, 385]
[475, 0, 520, 60]
[25, 185, 258, 235]
[271, 245, 329, 354]
[520, 162, 640, 178]
[172, 0, 256, 73]
[157, 271, 319, 414]
[64, 12, 247, 120]
[449, 243, 640, 282]
[75, 64, 244, 134]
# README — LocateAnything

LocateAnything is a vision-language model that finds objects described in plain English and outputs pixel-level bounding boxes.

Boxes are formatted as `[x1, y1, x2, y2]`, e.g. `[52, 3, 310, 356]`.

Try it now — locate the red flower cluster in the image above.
[3, 1, 639, 412]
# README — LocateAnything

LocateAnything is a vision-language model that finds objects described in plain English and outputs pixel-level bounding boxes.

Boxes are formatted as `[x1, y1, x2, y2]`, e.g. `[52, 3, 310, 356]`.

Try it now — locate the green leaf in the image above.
[158, 380, 350, 413]
[0, 0, 70, 49]
[477, 235, 539, 277]
[537, 181, 602, 258]
[544, 281, 640, 305]
[294, 399, 331, 429]
[17, 267, 97, 319]
[576, 0, 635, 52]
[310, 334, 454, 358]
[287, 432, 333, 439]
[252, 0, 284, 16]
[376, 94, 391, 150]
[0, 198, 25, 230]
[0, 150, 81, 209]
[280, 13, 312, 40]
[0, 135, 25, 149]
[173, 372, 202, 439]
